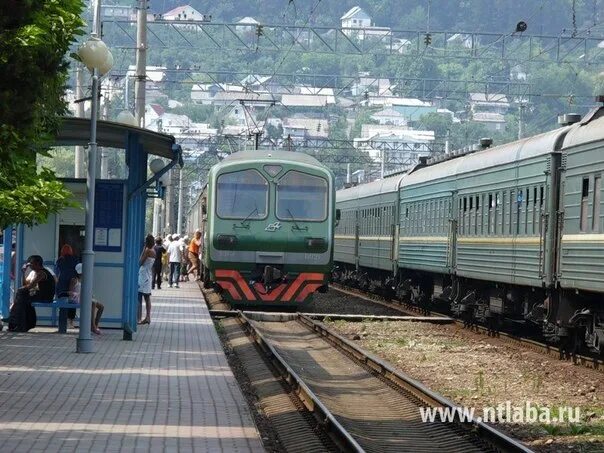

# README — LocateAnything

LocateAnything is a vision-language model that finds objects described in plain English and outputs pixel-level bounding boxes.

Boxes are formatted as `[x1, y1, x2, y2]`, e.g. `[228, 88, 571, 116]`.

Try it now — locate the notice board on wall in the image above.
[94, 182, 124, 252]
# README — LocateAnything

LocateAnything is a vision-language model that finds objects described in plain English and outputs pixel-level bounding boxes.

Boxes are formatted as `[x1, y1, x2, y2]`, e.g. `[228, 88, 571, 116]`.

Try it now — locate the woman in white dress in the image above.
[138, 234, 156, 325]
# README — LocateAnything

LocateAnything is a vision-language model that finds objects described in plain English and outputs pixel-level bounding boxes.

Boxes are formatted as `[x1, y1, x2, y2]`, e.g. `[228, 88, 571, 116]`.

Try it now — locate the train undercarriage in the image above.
[332, 262, 604, 355]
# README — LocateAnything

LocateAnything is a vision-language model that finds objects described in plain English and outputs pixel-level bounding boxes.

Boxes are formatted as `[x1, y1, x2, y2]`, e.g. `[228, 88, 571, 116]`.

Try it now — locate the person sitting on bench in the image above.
[8, 255, 56, 332]
[70, 263, 104, 335]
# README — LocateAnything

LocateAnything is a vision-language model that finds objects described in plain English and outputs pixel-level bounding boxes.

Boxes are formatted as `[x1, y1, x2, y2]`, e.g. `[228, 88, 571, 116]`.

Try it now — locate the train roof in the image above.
[218, 150, 325, 168]
[401, 125, 571, 187]
[337, 173, 406, 202]
[562, 108, 604, 149]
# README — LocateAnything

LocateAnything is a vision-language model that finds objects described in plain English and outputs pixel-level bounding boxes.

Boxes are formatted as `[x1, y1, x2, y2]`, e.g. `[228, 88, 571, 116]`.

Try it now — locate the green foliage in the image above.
[0, 0, 85, 228]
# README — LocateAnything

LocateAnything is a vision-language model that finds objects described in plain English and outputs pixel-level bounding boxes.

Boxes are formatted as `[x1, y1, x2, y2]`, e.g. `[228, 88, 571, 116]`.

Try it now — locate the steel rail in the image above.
[238, 312, 365, 453]
[296, 314, 533, 453]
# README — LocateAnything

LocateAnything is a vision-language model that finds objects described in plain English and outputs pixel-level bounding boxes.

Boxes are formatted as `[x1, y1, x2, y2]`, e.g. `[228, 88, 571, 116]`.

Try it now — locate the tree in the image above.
[0, 0, 85, 228]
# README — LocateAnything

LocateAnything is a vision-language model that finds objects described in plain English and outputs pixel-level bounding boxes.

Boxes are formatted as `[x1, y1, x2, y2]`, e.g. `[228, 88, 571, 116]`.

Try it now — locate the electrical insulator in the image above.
[424, 33, 432, 46]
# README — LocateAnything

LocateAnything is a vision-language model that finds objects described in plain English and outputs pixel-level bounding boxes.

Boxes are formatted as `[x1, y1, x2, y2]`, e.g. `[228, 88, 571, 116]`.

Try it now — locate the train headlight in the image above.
[306, 238, 327, 250]
[216, 234, 238, 249]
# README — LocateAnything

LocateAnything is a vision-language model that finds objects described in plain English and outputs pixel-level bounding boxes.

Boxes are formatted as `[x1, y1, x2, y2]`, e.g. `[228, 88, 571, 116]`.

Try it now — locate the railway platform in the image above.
[0, 282, 264, 452]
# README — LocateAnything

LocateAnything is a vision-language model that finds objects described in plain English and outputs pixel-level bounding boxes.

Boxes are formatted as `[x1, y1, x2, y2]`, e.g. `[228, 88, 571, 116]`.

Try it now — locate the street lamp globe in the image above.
[78, 37, 110, 71]
[149, 158, 165, 174]
[98, 49, 114, 76]
[116, 110, 138, 127]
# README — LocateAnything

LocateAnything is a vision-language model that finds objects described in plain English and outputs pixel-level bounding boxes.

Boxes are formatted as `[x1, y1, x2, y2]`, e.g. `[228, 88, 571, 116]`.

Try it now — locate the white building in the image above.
[469, 92, 510, 132]
[126, 65, 166, 83]
[163, 5, 203, 20]
[355, 127, 435, 173]
[341, 6, 371, 29]
[162, 5, 205, 28]
[236, 16, 260, 33]
[282, 117, 329, 145]
[351, 77, 393, 96]
[340, 6, 391, 40]
[101, 4, 135, 20]
[370, 108, 408, 126]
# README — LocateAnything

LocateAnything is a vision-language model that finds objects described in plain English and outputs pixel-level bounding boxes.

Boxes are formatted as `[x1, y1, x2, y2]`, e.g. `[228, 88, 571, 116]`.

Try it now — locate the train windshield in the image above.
[216, 169, 268, 219]
[276, 171, 328, 221]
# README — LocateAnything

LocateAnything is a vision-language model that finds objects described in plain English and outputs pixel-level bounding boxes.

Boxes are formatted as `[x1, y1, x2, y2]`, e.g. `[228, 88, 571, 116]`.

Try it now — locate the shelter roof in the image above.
[56, 117, 177, 159]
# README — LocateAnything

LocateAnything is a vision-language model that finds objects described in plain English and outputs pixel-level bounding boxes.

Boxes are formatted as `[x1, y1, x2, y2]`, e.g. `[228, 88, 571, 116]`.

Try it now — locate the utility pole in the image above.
[380, 148, 385, 178]
[176, 168, 184, 235]
[445, 129, 451, 155]
[518, 103, 525, 140]
[134, 0, 147, 127]
[100, 93, 109, 178]
[75, 66, 85, 178]
[164, 170, 173, 234]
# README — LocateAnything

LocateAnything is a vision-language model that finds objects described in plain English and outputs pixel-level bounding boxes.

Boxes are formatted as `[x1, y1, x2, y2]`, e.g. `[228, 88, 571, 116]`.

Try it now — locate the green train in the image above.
[334, 106, 604, 354]
[189, 150, 336, 308]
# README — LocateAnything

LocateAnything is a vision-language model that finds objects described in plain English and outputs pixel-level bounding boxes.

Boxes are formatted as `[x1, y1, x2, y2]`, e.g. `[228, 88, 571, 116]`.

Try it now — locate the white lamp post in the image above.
[75, 1, 113, 353]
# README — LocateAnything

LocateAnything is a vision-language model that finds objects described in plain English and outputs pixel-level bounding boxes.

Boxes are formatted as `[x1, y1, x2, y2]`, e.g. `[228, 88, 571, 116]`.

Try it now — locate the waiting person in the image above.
[55, 244, 79, 327]
[138, 234, 156, 324]
[8, 255, 55, 332]
[162, 234, 172, 282]
[180, 237, 190, 282]
[70, 263, 104, 334]
[188, 230, 202, 280]
[167, 234, 182, 288]
[152, 237, 166, 290]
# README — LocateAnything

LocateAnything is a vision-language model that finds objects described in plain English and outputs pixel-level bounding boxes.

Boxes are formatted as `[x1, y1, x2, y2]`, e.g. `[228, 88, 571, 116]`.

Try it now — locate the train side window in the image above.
[581, 177, 590, 232]
[476, 195, 481, 236]
[540, 186, 544, 206]
[593, 175, 601, 232]
[510, 190, 515, 235]
[488, 193, 493, 235]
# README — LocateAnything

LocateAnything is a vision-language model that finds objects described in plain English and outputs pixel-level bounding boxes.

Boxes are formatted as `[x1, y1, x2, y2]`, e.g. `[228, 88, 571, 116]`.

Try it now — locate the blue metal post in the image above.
[1, 228, 12, 319]
[122, 132, 147, 340]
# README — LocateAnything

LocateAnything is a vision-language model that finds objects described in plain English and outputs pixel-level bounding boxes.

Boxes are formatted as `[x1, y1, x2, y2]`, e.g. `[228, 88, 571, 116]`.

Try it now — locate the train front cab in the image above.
[203, 153, 335, 308]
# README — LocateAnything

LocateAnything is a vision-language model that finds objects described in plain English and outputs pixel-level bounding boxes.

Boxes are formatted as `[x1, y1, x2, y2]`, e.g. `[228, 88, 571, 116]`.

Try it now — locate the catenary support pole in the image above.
[177, 167, 184, 235]
[134, 0, 147, 127]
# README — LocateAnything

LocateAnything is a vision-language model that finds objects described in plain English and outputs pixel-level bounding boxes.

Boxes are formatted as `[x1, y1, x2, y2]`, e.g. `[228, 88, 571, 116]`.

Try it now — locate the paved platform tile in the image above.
[0, 282, 264, 452]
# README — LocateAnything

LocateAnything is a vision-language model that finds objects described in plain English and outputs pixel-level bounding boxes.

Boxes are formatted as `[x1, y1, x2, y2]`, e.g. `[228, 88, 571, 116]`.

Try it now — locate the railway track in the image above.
[237, 311, 532, 453]
[330, 283, 604, 374]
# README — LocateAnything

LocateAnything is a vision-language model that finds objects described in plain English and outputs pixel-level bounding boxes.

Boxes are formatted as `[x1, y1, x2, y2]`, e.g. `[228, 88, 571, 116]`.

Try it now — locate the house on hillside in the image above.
[281, 94, 335, 108]
[145, 104, 166, 124]
[468, 92, 510, 132]
[282, 117, 329, 146]
[355, 127, 435, 174]
[370, 108, 407, 126]
[341, 6, 391, 40]
[366, 96, 436, 121]
[101, 4, 135, 20]
[351, 77, 393, 96]
[236, 16, 260, 33]
[126, 65, 166, 83]
[162, 5, 205, 28]
[240, 74, 282, 93]
[341, 6, 371, 29]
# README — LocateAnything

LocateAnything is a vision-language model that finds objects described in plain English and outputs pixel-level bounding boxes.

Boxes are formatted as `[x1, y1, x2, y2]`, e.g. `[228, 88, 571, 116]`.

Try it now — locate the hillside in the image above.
[149, 0, 601, 35]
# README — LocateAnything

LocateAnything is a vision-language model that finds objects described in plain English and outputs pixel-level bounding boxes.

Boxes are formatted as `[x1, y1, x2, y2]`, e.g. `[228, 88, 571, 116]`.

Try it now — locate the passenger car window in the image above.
[277, 171, 328, 221]
[216, 169, 268, 219]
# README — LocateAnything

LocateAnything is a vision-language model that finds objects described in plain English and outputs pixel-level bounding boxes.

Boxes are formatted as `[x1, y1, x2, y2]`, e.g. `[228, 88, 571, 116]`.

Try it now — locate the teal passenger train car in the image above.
[189, 150, 335, 308]
[334, 104, 604, 354]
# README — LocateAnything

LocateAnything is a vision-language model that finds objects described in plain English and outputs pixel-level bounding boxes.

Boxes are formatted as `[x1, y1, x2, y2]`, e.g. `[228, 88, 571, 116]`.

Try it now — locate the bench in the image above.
[31, 298, 80, 333]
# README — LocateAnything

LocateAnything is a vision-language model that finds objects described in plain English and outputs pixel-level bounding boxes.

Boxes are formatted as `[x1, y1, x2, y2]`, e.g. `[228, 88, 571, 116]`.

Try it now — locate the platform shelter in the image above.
[1, 117, 182, 339]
